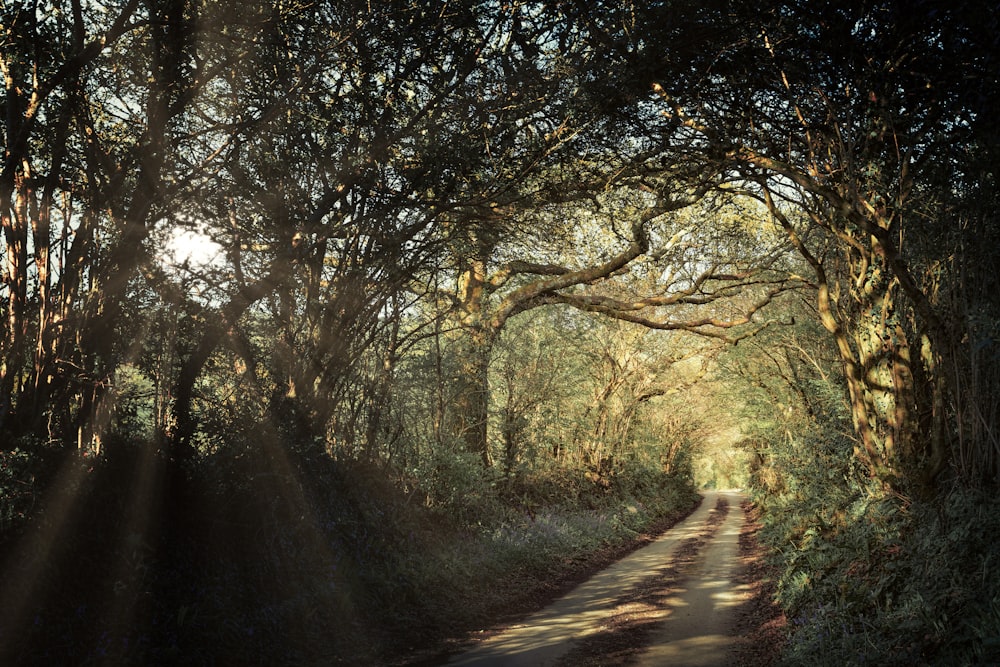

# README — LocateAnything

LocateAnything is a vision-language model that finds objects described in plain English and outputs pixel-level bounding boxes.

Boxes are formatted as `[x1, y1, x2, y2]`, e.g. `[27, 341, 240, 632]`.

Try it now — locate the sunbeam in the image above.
[2, 0, 998, 664]
[0, 453, 93, 662]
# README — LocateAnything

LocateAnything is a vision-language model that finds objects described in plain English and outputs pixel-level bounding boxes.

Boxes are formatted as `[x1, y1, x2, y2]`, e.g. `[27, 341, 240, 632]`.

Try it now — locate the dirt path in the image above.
[632, 492, 745, 666]
[447, 490, 748, 666]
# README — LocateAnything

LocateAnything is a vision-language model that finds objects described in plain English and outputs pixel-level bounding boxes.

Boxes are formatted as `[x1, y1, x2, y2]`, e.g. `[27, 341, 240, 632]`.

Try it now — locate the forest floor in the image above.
[418, 491, 786, 666]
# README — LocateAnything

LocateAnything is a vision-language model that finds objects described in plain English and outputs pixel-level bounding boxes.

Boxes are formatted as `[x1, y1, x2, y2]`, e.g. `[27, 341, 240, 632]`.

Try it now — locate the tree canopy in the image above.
[3, 0, 999, 664]
[2, 0, 996, 484]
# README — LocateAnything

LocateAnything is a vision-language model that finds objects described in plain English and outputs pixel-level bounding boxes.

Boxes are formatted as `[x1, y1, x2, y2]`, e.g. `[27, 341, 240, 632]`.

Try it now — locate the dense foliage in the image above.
[1, 0, 998, 663]
[725, 302, 1000, 665]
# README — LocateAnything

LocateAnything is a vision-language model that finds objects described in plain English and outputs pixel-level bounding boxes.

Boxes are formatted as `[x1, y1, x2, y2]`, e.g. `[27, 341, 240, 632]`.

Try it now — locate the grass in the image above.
[0, 442, 699, 665]
[748, 429, 1000, 666]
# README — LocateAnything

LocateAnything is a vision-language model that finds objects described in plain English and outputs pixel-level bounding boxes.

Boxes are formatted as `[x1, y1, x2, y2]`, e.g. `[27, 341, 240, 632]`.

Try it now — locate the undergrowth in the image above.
[749, 427, 1000, 666]
[0, 436, 697, 665]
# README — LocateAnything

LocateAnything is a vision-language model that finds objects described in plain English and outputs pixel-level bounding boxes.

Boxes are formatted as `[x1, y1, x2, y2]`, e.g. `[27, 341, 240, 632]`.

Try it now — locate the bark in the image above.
[451, 225, 496, 465]
[452, 327, 495, 466]
[0, 0, 178, 448]
[445, 206, 661, 467]
[758, 183, 945, 489]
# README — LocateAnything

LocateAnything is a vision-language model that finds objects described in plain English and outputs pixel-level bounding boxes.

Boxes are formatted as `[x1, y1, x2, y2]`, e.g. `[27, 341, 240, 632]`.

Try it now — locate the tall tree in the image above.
[607, 0, 1000, 491]
[163, 0, 638, 456]
[0, 0, 204, 448]
[429, 182, 794, 465]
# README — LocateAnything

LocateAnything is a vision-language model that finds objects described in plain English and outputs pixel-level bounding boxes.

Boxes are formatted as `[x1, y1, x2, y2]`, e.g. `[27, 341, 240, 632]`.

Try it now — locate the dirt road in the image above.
[447, 490, 747, 666]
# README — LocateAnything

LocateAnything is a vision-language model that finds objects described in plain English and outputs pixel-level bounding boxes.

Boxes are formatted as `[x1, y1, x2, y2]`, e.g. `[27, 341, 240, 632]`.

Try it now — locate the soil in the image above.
[731, 500, 788, 667]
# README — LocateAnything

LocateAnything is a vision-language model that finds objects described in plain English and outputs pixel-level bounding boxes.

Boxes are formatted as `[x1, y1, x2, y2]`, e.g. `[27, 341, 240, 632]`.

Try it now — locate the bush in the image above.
[749, 425, 1000, 666]
[0, 421, 699, 666]
[0, 448, 36, 534]
[408, 443, 507, 526]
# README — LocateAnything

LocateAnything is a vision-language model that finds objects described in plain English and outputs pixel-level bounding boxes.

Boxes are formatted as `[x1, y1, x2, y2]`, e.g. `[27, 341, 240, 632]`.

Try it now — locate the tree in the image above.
[0, 0, 212, 449]
[488, 306, 594, 473]
[608, 0, 1000, 491]
[163, 0, 653, 458]
[426, 177, 797, 465]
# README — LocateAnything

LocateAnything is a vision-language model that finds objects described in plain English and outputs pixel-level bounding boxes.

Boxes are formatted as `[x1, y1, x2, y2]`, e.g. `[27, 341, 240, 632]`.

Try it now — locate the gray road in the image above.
[448, 490, 747, 667]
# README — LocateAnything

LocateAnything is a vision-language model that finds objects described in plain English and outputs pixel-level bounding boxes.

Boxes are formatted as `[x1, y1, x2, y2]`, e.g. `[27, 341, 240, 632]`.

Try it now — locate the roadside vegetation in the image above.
[721, 299, 1000, 666]
[1, 423, 698, 664]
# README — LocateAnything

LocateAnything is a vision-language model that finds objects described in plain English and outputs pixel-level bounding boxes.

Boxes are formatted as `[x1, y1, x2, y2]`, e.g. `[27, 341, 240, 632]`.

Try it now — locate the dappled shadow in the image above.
[551, 494, 741, 667]
[728, 500, 788, 666]
[447, 493, 739, 667]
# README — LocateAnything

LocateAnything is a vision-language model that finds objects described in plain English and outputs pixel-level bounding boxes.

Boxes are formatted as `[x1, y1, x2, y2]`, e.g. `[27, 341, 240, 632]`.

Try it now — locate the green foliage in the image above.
[768, 484, 1000, 666]
[733, 308, 1000, 666]
[0, 448, 36, 534]
[692, 444, 749, 490]
[408, 443, 506, 525]
[107, 365, 157, 443]
[0, 423, 697, 665]
[2, 1, 997, 664]
[378, 462, 698, 649]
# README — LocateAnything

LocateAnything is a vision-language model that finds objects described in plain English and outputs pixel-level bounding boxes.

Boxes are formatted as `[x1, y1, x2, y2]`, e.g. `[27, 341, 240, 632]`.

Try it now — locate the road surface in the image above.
[448, 490, 747, 666]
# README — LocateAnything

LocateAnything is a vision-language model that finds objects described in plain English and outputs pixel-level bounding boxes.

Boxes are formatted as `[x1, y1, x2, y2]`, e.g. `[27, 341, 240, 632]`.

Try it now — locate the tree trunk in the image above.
[452, 324, 494, 466]
[450, 226, 496, 466]
[171, 262, 289, 459]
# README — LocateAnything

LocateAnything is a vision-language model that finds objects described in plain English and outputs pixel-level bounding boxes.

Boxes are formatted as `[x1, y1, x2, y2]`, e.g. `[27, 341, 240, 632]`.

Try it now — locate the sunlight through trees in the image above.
[1, 0, 998, 664]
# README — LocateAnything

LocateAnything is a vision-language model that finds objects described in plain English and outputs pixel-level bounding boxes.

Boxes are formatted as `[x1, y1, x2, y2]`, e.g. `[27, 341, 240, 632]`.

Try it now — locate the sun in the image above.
[163, 226, 225, 270]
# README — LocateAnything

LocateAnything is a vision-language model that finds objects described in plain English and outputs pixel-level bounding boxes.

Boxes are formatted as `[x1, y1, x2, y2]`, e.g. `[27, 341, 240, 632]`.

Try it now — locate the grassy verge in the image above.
[747, 429, 1000, 666]
[0, 444, 698, 665]
[765, 485, 1000, 666]
[393, 486, 701, 664]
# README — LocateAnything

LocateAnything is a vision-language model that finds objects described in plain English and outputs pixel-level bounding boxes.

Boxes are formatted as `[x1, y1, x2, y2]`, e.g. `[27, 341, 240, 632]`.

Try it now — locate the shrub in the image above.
[0, 448, 36, 534]
[750, 426, 1000, 666]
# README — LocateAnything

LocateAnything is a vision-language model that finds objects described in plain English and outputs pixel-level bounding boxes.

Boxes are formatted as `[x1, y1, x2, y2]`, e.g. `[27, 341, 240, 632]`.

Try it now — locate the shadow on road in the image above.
[447, 491, 748, 667]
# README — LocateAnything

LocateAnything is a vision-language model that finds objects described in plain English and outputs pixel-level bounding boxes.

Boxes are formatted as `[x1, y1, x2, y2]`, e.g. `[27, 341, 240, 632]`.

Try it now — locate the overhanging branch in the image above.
[543, 279, 800, 345]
